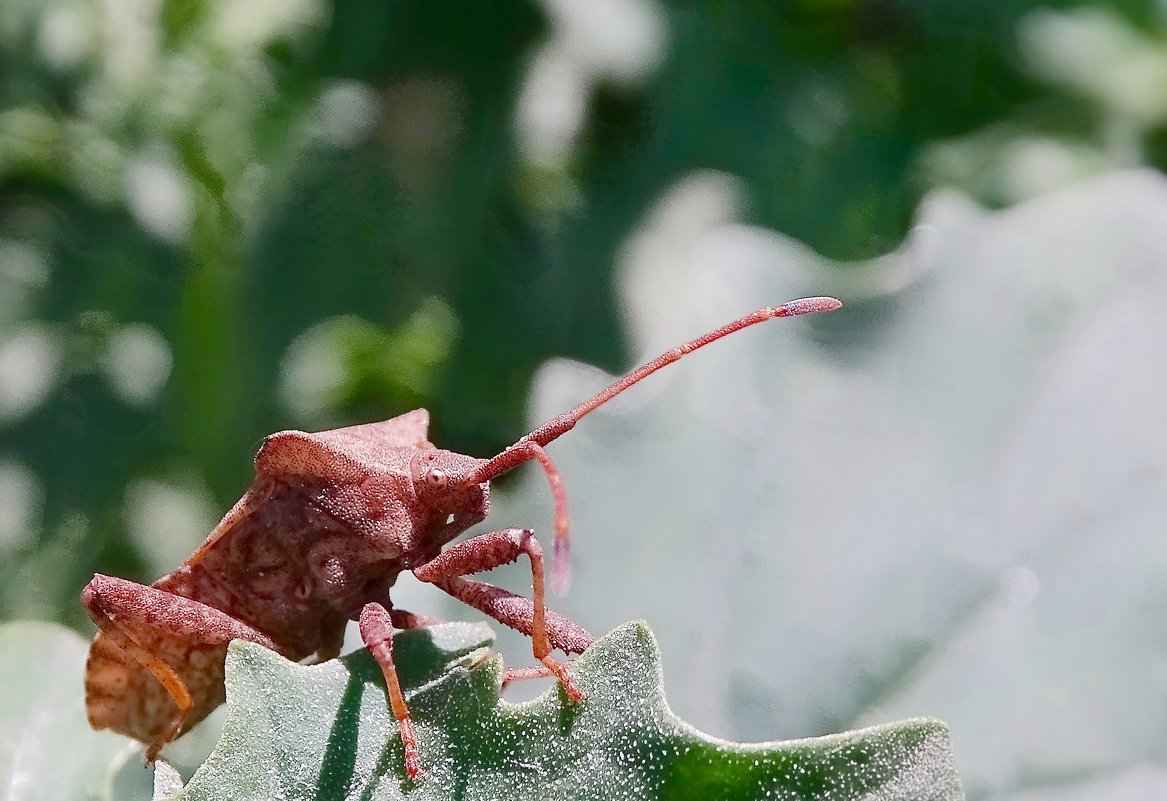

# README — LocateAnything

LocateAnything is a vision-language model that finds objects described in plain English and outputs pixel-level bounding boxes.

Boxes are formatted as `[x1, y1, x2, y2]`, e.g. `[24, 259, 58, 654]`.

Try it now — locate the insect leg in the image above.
[414, 529, 591, 701]
[460, 442, 574, 595]
[500, 660, 578, 688]
[82, 574, 281, 759]
[86, 606, 193, 760]
[359, 602, 421, 780]
[430, 575, 594, 655]
[388, 606, 443, 630]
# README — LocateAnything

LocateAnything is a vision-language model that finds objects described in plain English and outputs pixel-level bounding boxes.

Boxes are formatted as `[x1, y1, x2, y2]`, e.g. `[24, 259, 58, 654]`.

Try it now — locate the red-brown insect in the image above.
[82, 297, 841, 779]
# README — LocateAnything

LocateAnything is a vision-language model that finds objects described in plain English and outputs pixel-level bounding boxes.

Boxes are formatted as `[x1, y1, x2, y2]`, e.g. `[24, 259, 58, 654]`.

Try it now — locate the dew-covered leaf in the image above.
[165, 622, 960, 801]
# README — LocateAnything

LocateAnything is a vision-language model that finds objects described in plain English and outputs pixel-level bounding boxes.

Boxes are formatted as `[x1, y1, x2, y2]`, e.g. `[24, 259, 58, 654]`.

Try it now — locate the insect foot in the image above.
[82, 296, 840, 777]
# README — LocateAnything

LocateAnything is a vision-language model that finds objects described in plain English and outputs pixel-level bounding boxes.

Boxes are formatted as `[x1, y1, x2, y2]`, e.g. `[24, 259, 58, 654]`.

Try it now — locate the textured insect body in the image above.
[85, 412, 494, 744]
[83, 297, 842, 778]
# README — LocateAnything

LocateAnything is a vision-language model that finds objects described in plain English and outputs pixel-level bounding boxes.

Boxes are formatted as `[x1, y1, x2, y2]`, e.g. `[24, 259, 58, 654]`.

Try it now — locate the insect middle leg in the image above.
[413, 528, 592, 701]
[359, 602, 422, 779]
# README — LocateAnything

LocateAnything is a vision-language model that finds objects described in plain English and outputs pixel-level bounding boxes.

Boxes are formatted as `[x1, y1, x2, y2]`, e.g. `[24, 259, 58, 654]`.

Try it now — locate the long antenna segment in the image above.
[465, 295, 842, 593]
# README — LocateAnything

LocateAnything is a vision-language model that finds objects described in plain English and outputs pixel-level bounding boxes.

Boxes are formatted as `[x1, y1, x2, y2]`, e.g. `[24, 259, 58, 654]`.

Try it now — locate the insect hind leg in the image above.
[82, 574, 281, 757]
[85, 610, 195, 759]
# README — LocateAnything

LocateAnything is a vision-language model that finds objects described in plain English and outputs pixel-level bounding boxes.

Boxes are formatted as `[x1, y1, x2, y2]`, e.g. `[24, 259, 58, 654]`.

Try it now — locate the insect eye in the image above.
[425, 468, 448, 491]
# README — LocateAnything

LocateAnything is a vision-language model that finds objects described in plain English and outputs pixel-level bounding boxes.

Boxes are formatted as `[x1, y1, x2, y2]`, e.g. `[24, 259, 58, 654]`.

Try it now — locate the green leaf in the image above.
[468, 171, 1167, 799]
[152, 760, 184, 801]
[168, 622, 960, 801]
[0, 620, 150, 801]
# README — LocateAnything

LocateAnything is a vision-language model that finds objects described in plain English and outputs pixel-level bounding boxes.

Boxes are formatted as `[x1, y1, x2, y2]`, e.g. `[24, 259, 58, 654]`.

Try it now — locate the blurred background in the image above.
[3, 1, 1167, 798]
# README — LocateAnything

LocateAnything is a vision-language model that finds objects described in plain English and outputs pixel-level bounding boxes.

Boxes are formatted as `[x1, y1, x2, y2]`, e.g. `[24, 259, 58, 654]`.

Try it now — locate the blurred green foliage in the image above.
[1, 0, 1166, 631]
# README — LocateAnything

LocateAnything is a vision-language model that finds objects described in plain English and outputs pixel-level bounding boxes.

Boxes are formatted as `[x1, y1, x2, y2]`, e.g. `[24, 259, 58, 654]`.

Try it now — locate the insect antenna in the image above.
[464, 296, 842, 593]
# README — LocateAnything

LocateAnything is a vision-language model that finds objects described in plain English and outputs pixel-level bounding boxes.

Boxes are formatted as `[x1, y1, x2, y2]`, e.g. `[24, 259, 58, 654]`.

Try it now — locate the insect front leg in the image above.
[413, 528, 592, 702]
[82, 574, 281, 759]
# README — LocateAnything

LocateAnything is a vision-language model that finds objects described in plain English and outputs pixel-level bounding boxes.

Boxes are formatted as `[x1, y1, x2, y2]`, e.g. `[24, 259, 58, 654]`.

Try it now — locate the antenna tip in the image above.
[780, 296, 843, 316]
[551, 540, 572, 597]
